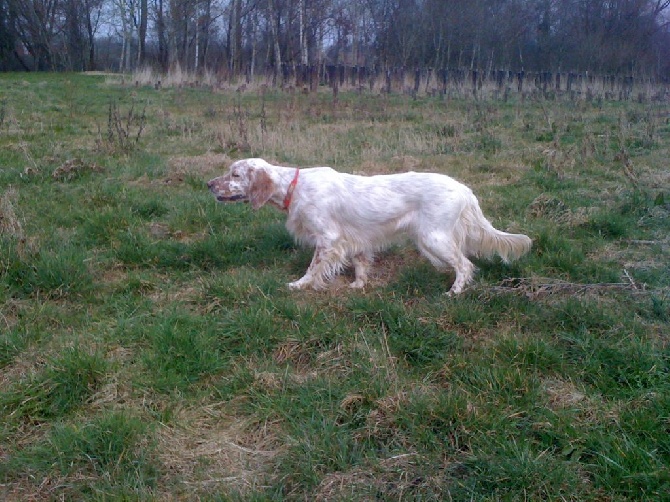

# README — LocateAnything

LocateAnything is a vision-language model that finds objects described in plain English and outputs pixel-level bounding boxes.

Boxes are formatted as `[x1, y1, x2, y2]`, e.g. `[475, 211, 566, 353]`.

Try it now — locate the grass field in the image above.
[0, 72, 668, 500]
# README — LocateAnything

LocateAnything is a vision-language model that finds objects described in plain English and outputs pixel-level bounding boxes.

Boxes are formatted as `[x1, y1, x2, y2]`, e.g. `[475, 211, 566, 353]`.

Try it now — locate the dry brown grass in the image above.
[51, 158, 104, 181]
[314, 452, 446, 501]
[542, 376, 623, 427]
[155, 406, 282, 498]
[167, 152, 231, 179]
[0, 188, 23, 240]
[527, 193, 598, 226]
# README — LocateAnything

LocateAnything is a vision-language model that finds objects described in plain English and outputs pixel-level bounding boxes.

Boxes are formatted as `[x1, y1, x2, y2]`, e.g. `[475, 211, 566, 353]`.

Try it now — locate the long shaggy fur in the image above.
[208, 158, 532, 295]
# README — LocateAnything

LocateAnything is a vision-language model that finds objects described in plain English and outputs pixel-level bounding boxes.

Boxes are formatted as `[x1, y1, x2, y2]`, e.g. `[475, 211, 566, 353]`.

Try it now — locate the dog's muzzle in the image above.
[216, 194, 247, 202]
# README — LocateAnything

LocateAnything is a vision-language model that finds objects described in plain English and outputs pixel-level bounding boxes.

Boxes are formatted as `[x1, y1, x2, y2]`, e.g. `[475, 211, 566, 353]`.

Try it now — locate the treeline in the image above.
[261, 65, 669, 101]
[1, 0, 670, 80]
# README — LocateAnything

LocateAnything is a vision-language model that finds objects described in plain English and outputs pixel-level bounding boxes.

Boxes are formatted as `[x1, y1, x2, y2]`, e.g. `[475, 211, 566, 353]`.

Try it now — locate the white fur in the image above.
[208, 158, 532, 295]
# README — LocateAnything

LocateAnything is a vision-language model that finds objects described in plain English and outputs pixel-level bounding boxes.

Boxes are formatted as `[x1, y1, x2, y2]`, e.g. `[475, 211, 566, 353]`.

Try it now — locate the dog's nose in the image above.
[207, 180, 214, 189]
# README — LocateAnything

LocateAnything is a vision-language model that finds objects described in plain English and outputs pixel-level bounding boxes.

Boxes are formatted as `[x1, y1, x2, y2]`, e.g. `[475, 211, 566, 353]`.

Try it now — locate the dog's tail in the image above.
[459, 195, 532, 263]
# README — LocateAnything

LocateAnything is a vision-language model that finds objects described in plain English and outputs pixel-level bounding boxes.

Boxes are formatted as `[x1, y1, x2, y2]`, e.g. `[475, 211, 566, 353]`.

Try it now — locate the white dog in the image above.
[208, 158, 531, 295]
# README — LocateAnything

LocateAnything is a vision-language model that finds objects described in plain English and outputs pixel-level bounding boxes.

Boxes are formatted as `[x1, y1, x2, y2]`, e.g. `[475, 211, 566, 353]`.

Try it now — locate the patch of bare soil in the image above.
[305, 247, 425, 296]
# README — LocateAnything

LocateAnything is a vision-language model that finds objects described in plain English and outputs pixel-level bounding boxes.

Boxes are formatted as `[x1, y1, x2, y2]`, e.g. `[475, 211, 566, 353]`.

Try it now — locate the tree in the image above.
[2, 0, 670, 79]
[154, 0, 168, 70]
[0, 0, 21, 70]
[82, 0, 104, 69]
[266, 0, 282, 81]
[11, 0, 62, 70]
[138, 0, 148, 65]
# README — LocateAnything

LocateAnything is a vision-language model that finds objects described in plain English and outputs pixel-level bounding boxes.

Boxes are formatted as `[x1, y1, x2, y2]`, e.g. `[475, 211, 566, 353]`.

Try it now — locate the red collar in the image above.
[282, 168, 300, 210]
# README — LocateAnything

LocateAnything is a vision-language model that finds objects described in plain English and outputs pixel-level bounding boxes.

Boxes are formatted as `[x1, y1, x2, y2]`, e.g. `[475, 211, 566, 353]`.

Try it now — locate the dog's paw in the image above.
[288, 280, 308, 290]
[446, 284, 470, 296]
[349, 279, 366, 289]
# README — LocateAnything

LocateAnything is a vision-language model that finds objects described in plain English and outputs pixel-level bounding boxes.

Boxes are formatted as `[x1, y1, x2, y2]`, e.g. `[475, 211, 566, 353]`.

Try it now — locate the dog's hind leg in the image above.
[445, 254, 475, 295]
[417, 232, 475, 295]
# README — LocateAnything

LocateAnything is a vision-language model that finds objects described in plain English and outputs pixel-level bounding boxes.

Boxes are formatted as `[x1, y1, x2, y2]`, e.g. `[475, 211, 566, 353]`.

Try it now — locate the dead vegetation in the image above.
[527, 193, 597, 226]
[156, 407, 281, 498]
[0, 188, 23, 239]
[96, 100, 147, 153]
[488, 276, 649, 299]
[314, 452, 446, 500]
[51, 158, 104, 181]
[167, 152, 231, 182]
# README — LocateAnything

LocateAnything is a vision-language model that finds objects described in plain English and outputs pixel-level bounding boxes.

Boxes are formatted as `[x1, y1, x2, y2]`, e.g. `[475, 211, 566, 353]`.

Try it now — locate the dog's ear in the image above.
[249, 169, 275, 209]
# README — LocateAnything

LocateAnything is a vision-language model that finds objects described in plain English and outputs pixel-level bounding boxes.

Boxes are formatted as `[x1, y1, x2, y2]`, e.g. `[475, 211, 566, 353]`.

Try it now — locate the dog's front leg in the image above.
[287, 246, 323, 290]
[288, 245, 343, 290]
[350, 252, 373, 289]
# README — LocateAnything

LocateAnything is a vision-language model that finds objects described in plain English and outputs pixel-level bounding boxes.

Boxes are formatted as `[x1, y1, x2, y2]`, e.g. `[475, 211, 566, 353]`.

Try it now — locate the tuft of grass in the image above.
[1, 238, 94, 299]
[141, 311, 227, 392]
[0, 412, 157, 498]
[0, 326, 25, 367]
[0, 348, 107, 423]
[349, 297, 461, 367]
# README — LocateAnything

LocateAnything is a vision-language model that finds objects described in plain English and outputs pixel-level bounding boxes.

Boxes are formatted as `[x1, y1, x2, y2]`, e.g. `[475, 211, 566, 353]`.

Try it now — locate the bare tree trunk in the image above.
[155, 0, 167, 71]
[113, 0, 134, 72]
[83, 0, 97, 70]
[65, 0, 84, 70]
[181, 8, 188, 69]
[227, 0, 235, 73]
[268, 0, 282, 84]
[250, 9, 258, 79]
[137, 0, 147, 66]
[199, 0, 211, 70]
[234, 0, 242, 73]
[228, 0, 242, 76]
[194, 4, 199, 72]
[299, 0, 307, 65]
[119, 32, 125, 72]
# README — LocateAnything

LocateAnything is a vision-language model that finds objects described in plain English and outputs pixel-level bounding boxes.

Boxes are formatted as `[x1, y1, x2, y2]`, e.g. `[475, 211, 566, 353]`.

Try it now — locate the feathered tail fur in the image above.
[459, 196, 532, 263]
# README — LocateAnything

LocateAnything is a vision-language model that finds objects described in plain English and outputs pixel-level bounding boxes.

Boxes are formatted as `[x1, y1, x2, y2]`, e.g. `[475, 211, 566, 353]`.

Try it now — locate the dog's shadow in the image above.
[286, 246, 456, 298]
[272, 242, 530, 299]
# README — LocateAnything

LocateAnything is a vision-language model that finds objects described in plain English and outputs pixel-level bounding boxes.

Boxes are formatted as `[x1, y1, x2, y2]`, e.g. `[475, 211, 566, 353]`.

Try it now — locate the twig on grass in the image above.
[622, 268, 639, 290]
[626, 239, 663, 245]
[488, 276, 648, 299]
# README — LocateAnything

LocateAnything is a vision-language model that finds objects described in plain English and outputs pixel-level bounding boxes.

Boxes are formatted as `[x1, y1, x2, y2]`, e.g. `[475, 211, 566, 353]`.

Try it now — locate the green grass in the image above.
[0, 72, 668, 500]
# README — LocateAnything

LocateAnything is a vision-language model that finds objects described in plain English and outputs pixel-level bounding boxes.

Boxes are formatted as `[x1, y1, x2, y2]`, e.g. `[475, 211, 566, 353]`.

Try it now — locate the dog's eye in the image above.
[231, 172, 240, 178]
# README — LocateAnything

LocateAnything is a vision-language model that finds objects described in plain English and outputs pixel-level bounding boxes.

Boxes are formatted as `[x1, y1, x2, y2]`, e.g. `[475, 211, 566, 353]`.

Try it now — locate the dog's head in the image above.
[207, 159, 276, 209]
